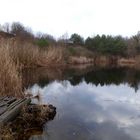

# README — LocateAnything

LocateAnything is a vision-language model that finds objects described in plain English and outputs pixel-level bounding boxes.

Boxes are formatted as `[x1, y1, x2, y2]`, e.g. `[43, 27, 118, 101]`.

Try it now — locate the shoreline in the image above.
[67, 56, 138, 67]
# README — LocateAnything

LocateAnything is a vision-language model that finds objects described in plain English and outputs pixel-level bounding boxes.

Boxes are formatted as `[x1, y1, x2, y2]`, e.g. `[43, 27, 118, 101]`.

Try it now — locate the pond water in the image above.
[26, 66, 140, 140]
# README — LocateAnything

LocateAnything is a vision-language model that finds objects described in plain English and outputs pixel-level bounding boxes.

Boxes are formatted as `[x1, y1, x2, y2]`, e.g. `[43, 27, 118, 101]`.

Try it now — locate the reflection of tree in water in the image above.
[69, 67, 126, 86]
[69, 67, 140, 92]
[23, 66, 140, 92]
[84, 68, 126, 86]
[126, 69, 140, 92]
[22, 67, 66, 88]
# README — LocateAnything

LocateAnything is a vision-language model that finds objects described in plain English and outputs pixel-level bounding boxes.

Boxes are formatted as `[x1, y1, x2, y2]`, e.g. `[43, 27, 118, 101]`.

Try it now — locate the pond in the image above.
[25, 65, 140, 140]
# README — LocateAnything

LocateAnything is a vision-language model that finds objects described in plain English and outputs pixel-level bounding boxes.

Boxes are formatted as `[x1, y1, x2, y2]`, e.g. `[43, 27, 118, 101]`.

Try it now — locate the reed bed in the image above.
[0, 42, 22, 97]
[37, 46, 65, 67]
[10, 42, 40, 68]
[10, 41, 65, 67]
[0, 39, 65, 97]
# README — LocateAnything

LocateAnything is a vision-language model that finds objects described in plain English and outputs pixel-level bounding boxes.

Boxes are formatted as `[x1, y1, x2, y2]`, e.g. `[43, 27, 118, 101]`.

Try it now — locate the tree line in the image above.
[69, 33, 140, 56]
[0, 22, 140, 56]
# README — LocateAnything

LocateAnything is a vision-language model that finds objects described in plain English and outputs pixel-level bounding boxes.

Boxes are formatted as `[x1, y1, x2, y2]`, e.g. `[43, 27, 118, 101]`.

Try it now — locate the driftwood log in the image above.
[0, 96, 31, 124]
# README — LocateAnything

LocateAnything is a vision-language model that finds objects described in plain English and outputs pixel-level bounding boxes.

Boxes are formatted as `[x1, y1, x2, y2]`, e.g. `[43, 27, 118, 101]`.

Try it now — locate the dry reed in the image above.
[10, 42, 39, 67]
[10, 41, 65, 67]
[0, 39, 65, 97]
[0, 42, 23, 97]
[37, 46, 65, 67]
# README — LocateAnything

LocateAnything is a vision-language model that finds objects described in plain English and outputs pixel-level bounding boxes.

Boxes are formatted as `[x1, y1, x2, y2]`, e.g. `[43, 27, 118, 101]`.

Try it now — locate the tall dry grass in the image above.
[10, 42, 40, 68]
[0, 39, 66, 97]
[37, 47, 65, 67]
[10, 41, 65, 67]
[0, 42, 23, 97]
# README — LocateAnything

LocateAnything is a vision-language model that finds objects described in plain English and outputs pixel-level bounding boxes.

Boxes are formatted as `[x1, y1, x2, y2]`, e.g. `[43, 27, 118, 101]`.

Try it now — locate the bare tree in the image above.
[10, 22, 34, 41]
[2, 23, 10, 33]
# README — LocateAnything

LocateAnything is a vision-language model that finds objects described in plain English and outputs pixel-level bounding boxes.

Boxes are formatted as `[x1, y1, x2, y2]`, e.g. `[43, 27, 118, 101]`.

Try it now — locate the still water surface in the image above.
[27, 66, 140, 140]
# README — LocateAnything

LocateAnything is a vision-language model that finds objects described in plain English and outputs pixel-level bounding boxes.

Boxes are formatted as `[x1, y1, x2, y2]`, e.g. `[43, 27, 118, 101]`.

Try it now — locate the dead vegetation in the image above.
[0, 39, 66, 96]
[10, 42, 40, 68]
[36, 46, 66, 67]
[0, 104, 56, 140]
[68, 56, 94, 64]
[10, 41, 66, 68]
[0, 41, 22, 97]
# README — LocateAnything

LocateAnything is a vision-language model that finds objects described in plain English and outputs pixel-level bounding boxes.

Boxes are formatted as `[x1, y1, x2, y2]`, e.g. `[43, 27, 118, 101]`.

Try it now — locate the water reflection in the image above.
[28, 66, 140, 140]
[23, 66, 140, 92]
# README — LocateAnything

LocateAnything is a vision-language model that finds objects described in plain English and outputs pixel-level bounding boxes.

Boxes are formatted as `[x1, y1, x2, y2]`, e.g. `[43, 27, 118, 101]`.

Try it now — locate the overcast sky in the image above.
[0, 0, 140, 38]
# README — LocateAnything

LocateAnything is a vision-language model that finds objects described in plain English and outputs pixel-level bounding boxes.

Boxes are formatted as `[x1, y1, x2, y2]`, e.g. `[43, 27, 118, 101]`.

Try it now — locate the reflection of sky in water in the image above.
[29, 80, 140, 140]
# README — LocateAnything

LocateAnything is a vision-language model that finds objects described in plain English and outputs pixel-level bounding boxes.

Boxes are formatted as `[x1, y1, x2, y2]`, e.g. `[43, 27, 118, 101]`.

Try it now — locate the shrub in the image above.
[35, 38, 49, 48]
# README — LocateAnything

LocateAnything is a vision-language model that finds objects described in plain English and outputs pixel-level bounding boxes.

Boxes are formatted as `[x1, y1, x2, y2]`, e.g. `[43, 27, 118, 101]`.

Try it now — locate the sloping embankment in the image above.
[68, 55, 140, 68]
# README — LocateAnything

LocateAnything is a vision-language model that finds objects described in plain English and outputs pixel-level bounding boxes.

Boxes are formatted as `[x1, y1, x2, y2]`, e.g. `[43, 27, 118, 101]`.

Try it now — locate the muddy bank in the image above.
[0, 102, 56, 140]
